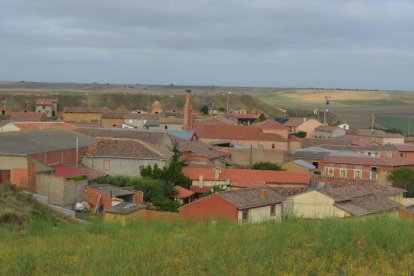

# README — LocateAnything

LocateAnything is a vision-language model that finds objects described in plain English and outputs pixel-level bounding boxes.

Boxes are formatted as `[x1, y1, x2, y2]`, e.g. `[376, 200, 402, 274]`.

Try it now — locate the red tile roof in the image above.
[85, 137, 173, 159]
[52, 165, 106, 180]
[174, 185, 195, 199]
[190, 186, 211, 193]
[10, 112, 48, 122]
[12, 122, 76, 131]
[325, 155, 414, 167]
[192, 124, 287, 142]
[35, 99, 57, 106]
[395, 144, 414, 152]
[183, 167, 310, 188]
[253, 119, 286, 130]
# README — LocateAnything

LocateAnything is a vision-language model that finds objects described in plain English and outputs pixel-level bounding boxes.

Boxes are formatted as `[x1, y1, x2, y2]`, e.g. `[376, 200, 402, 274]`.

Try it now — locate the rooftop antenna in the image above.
[323, 96, 331, 126]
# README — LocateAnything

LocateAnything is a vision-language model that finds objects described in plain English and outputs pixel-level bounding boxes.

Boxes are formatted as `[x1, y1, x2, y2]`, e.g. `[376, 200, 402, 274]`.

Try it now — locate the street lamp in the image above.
[226, 91, 232, 116]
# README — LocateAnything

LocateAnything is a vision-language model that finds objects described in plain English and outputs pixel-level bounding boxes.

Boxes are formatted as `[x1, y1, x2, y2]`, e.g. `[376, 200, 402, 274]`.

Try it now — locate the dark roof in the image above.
[0, 128, 92, 155]
[75, 127, 173, 150]
[271, 186, 307, 197]
[104, 202, 146, 214]
[335, 195, 400, 216]
[84, 137, 172, 159]
[89, 184, 136, 197]
[316, 184, 404, 216]
[169, 135, 230, 159]
[218, 187, 284, 209]
[319, 184, 405, 202]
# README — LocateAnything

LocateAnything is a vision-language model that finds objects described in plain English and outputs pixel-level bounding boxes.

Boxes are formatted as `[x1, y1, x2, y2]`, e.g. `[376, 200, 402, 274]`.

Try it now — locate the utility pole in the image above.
[370, 113, 375, 132]
[226, 91, 232, 116]
[408, 116, 411, 138]
[323, 96, 330, 126]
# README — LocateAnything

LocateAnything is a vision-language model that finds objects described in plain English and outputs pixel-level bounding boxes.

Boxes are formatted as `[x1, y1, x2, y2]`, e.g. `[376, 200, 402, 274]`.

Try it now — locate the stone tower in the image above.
[183, 89, 192, 130]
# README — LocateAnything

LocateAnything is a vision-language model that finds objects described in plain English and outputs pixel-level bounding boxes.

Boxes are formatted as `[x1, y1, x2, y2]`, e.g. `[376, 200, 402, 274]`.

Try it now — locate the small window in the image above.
[354, 170, 362, 179]
[272, 144, 275, 149]
[42, 105, 45, 109]
[164, 125, 168, 130]
[400, 153, 405, 158]
[339, 169, 347, 178]
[270, 204, 276, 216]
[386, 151, 393, 158]
[242, 209, 249, 222]
[325, 167, 334, 176]
[312, 161, 319, 169]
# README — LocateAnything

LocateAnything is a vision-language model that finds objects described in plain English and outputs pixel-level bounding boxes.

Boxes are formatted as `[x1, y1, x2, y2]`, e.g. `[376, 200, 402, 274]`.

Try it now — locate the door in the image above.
[0, 170, 11, 185]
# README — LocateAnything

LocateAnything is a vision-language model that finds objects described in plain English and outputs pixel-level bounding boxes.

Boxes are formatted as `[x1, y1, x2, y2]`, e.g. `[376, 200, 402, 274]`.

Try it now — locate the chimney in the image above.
[214, 167, 221, 180]
[303, 117, 307, 122]
[259, 189, 268, 199]
[183, 89, 193, 130]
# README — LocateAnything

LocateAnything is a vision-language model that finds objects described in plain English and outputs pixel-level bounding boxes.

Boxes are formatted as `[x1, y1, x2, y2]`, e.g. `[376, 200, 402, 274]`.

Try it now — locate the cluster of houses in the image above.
[1, 90, 414, 223]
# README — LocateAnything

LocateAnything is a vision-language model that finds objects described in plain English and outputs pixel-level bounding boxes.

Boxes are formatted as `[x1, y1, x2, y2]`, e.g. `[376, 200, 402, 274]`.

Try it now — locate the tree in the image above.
[251, 162, 283, 171]
[387, 168, 414, 197]
[199, 105, 209, 115]
[292, 131, 307, 138]
[256, 113, 266, 122]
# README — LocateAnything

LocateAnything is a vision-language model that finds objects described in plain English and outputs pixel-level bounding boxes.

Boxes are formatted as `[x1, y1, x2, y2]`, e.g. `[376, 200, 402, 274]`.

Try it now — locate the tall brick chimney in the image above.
[183, 89, 193, 130]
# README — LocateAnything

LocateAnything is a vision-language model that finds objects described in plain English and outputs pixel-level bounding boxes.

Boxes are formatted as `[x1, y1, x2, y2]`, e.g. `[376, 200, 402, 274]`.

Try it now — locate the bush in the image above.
[387, 168, 414, 197]
[251, 162, 283, 171]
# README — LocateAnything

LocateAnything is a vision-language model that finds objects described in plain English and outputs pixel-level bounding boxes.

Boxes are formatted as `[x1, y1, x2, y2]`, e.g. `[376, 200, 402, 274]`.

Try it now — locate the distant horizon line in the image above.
[0, 79, 410, 92]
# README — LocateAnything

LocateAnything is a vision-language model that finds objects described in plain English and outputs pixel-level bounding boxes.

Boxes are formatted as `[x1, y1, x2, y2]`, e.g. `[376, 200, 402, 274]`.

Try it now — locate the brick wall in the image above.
[30, 147, 87, 166]
[63, 112, 102, 123]
[179, 194, 238, 221]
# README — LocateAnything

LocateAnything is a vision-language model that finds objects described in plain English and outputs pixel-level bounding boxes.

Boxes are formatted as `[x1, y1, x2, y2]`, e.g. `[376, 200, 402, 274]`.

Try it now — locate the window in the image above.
[270, 204, 276, 216]
[272, 144, 275, 149]
[325, 167, 334, 176]
[400, 153, 405, 158]
[164, 125, 168, 130]
[312, 161, 319, 169]
[42, 105, 45, 109]
[371, 167, 377, 181]
[386, 151, 393, 158]
[242, 209, 249, 222]
[354, 170, 362, 179]
[103, 160, 111, 171]
[339, 168, 347, 178]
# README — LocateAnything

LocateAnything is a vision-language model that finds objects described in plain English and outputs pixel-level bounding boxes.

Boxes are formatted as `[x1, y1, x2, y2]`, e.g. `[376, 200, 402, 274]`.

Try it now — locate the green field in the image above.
[377, 115, 414, 136]
[1, 215, 414, 274]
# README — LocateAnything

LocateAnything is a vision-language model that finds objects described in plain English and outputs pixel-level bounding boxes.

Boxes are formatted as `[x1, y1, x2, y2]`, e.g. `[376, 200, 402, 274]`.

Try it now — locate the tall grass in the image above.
[0, 217, 413, 275]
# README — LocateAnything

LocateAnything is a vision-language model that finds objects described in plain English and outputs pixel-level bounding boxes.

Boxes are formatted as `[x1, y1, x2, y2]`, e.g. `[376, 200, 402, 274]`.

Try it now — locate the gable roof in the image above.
[291, 160, 316, 169]
[174, 185, 195, 199]
[252, 119, 286, 130]
[0, 128, 92, 155]
[182, 167, 310, 188]
[35, 99, 57, 106]
[10, 112, 48, 122]
[193, 124, 287, 142]
[218, 187, 284, 209]
[316, 184, 404, 216]
[84, 137, 173, 159]
[284, 117, 319, 127]
[75, 127, 174, 150]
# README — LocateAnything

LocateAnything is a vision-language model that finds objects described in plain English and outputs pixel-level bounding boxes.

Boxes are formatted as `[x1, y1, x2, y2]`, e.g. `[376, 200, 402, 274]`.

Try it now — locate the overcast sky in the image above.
[1, 0, 413, 90]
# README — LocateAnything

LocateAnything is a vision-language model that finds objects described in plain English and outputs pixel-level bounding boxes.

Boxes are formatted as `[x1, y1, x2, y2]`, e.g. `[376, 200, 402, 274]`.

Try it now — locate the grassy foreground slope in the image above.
[0, 217, 413, 275]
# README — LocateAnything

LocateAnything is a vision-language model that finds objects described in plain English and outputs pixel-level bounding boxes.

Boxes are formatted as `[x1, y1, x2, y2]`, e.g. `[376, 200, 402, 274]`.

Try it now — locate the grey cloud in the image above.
[1, 0, 414, 89]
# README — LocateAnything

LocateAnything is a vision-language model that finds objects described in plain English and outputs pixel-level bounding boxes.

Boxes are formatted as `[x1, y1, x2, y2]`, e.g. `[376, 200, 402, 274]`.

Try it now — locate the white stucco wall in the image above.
[237, 204, 282, 224]
[284, 191, 349, 219]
